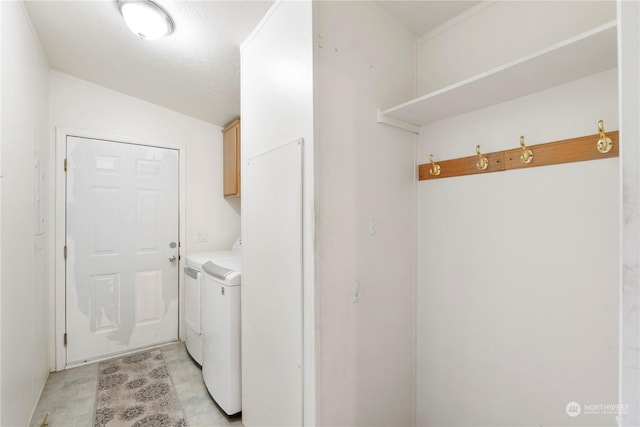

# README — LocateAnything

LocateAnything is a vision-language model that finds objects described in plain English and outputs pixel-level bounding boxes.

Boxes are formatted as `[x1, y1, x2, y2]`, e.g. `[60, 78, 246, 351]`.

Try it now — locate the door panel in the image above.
[91, 273, 120, 332]
[92, 187, 118, 252]
[136, 189, 160, 251]
[66, 136, 179, 364]
[134, 270, 163, 325]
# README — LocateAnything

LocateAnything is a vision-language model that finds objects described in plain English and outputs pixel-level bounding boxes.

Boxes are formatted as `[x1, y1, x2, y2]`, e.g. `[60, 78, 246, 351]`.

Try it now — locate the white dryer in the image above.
[184, 239, 240, 366]
[202, 257, 242, 416]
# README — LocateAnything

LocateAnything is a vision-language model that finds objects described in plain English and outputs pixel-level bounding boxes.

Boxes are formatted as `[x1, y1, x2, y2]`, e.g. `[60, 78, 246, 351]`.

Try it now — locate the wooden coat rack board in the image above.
[418, 126, 619, 181]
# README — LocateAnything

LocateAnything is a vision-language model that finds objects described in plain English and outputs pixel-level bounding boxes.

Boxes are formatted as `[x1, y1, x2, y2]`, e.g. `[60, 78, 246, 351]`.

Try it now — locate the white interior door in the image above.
[65, 136, 179, 364]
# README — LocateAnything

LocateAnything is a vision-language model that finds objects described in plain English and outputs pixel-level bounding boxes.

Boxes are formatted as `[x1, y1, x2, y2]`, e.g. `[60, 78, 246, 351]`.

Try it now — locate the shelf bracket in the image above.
[376, 109, 420, 134]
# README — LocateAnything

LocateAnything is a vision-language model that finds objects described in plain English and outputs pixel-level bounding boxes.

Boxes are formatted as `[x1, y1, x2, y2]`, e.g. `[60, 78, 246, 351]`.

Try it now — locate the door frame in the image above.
[51, 127, 187, 371]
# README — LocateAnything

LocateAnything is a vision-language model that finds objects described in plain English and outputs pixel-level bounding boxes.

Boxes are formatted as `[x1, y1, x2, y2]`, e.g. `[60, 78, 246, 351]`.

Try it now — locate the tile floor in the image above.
[30, 342, 242, 427]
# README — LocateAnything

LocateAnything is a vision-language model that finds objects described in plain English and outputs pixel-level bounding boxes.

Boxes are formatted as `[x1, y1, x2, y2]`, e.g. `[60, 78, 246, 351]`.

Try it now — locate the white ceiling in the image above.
[25, 0, 274, 127]
[25, 0, 479, 127]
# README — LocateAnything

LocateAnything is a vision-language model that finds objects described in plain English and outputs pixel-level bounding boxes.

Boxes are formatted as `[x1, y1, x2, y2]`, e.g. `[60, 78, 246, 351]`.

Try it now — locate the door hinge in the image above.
[64, 158, 67, 172]
[63, 333, 67, 347]
[63, 245, 67, 260]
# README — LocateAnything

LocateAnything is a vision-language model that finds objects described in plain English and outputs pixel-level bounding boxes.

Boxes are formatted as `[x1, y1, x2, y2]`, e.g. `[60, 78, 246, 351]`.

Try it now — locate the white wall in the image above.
[618, 0, 640, 425]
[417, 75, 619, 427]
[0, 2, 50, 425]
[416, 1, 616, 95]
[241, 2, 417, 425]
[313, 2, 416, 426]
[416, 67, 620, 427]
[240, 1, 315, 425]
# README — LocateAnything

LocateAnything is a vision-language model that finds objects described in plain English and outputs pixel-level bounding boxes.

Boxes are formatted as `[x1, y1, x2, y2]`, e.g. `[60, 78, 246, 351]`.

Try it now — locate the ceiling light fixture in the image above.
[117, 0, 175, 41]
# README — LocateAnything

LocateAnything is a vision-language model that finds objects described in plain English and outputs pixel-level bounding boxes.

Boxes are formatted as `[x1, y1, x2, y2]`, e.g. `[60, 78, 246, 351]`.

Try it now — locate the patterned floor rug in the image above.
[94, 349, 188, 427]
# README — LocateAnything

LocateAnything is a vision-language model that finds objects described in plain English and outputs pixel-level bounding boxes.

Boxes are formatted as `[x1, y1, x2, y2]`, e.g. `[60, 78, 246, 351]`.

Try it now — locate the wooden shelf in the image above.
[378, 21, 617, 133]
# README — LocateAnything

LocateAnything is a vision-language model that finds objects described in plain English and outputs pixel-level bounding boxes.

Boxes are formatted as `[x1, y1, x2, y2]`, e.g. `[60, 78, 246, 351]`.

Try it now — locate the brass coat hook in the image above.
[519, 135, 533, 164]
[429, 154, 441, 176]
[475, 145, 488, 170]
[597, 120, 613, 154]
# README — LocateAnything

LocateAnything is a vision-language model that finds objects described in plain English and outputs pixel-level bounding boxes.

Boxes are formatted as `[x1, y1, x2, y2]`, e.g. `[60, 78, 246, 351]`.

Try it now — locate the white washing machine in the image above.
[202, 257, 242, 416]
[184, 239, 240, 366]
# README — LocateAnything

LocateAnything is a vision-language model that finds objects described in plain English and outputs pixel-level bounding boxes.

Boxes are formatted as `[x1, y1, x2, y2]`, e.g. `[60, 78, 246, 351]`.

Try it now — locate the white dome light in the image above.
[117, 0, 174, 41]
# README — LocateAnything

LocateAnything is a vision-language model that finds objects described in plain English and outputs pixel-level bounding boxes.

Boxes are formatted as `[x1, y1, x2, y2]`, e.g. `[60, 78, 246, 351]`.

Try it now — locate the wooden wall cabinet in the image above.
[223, 118, 241, 197]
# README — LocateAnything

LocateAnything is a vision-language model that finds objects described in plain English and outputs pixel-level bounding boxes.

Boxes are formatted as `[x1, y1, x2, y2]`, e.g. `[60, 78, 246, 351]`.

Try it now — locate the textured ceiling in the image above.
[25, 1, 479, 127]
[25, 0, 274, 127]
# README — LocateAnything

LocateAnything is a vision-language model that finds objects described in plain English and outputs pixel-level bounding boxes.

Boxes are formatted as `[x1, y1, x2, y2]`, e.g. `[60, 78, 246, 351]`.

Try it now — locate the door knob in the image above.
[169, 255, 177, 263]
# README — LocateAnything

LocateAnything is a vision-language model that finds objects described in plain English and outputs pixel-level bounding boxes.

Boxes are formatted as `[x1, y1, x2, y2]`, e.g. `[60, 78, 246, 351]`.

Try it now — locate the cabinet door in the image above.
[223, 122, 240, 197]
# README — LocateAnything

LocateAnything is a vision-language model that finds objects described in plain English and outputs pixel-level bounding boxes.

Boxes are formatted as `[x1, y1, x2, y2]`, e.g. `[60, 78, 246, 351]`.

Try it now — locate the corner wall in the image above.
[313, 2, 416, 426]
[1, 2, 50, 425]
